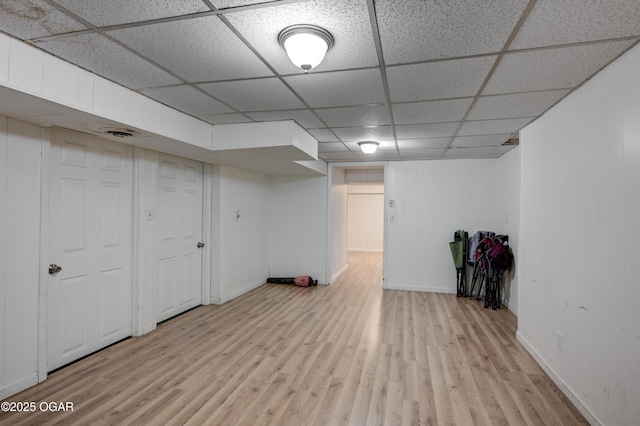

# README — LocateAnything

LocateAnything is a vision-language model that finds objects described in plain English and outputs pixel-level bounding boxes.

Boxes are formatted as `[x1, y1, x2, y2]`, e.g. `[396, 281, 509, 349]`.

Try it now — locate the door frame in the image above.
[38, 129, 212, 382]
[325, 161, 389, 287]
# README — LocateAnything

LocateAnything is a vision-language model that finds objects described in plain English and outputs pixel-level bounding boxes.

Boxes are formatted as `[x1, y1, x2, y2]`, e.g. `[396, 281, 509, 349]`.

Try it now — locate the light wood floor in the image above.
[1, 252, 586, 425]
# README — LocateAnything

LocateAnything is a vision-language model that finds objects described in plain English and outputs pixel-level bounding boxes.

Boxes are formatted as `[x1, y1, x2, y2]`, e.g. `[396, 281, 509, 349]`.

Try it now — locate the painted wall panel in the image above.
[0, 117, 41, 398]
[329, 167, 348, 282]
[518, 42, 640, 426]
[269, 175, 328, 282]
[493, 147, 520, 314]
[216, 165, 270, 302]
[347, 184, 384, 252]
[385, 159, 497, 293]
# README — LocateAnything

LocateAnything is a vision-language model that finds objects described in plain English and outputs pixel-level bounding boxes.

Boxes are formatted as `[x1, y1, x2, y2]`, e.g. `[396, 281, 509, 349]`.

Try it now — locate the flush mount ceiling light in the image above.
[358, 141, 379, 155]
[278, 24, 334, 74]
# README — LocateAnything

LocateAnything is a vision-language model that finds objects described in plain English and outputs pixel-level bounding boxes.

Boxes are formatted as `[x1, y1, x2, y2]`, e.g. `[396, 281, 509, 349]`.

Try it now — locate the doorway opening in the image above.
[328, 164, 386, 287]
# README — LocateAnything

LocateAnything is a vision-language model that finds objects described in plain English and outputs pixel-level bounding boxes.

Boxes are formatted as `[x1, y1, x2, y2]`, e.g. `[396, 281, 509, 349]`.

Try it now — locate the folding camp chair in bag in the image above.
[449, 230, 468, 297]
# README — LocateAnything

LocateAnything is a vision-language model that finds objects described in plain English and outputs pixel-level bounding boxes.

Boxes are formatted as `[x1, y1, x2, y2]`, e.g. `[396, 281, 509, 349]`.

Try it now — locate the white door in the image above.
[48, 129, 133, 371]
[156, 154, 203, 322]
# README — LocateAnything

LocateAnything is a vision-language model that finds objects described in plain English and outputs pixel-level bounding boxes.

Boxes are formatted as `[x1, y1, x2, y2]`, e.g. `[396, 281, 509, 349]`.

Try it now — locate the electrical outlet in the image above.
[556, 331, 564, 352]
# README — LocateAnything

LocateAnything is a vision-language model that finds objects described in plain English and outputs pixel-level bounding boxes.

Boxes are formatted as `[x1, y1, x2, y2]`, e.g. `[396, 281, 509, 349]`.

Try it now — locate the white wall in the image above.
[328, 167, 348, 282]
[493, 147, 520, 314]
[347, 184, 384, 252]
[0, 118, 41, 398]
[385, 159, 497, 293]
[213, 165, 270, 303]
[518, 43, 640, 426]
[269, 176, 327, 283]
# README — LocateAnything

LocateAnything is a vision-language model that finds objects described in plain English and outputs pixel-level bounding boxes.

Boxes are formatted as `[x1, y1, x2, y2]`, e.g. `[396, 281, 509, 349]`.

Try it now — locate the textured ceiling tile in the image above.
[224, 0, 378, 74]
[200, 113, 254, 125]
[491, 145, 518, 156]
[316, 105, 391, 128]
[355, 151, 400, 161]
[318, 142, 348, 153]
[458, 117, 534, 136]
[451, 134, 513, 148]
[247, 109, 324, 128]
[140, 85, 234, 116]
[285, 69, 385, 108]
[468, 90, 569, 120]
[35, 33, 181, 89]
[307, 128, 339, 142]
[387, 56, 497, 102]
[53, 0, 210, 27]
[376, 0, 529, 64]
[399, 148, 446, 159]
[319, 151, 359, 161]
[395, 122, 458, 139]
[108, 16, 272, 82]
[198, 78, 304, 111]
[392, 98, 473, 125]
[0, 0, 86, 39]
[213, 0, 274, 8]
[484, 40, 636, 94]
[397, 138, 451, 150]
[332, 126, 394, 142]
[445, 147, 496, 157]
[511, 0, 640, 50]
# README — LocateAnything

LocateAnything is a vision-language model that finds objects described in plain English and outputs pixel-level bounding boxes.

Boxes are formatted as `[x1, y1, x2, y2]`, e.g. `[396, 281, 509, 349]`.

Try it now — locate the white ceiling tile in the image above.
[285, 69, 385, 108]
[491, 145, 519, 156]
[451, 134, 512, 148]
[484, 40, 636, 94]
[198, 78, 305, 111]
[376, 0, 529, 64]
[316, 105, 391, 128]
[392, 98, 473, 125]
[468, 90, 569, 120]
[355, 151, 400, 161]
[318, 142, 348, 153]
[108, 16, 273, 82]
[0, 0, 86, 39]
[213, 1, 273, 7]
[332, 126, 394, 142]
[458, 117, 533, 136]
[397, 138, 451, 150]
[307, 128, 339, 142]
[247, 109, 324, 128]
[395, 122, 458, 139]
[387, 56, 497, 102]
[319, 151, 360, 162]
[35, 33, 181, 89]
[140, 85, 234, 116]
[200, 113, 255, 125]
[224, 0, 378, 74]
[511, 0, 640, 50]
[445, 147, 496, 157]
[399, 149, 446, 160]
[53, 0, 210, 27]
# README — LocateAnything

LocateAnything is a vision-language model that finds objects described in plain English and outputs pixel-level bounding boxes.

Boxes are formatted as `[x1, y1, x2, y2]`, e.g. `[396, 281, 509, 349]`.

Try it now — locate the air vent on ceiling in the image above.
[99, 127, 139, 138]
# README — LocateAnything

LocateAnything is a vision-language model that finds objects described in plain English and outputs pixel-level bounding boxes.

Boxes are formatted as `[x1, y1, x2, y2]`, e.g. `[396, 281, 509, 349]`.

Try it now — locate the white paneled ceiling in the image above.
[1, 0, 639, 163]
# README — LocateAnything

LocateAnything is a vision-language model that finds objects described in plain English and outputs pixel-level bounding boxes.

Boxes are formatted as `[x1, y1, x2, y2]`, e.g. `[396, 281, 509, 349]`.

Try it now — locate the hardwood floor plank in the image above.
[0, 251, 587, 425]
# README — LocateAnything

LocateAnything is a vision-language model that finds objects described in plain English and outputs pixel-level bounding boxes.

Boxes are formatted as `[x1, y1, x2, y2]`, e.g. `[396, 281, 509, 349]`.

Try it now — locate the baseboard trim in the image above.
[218, 279, 266, 305]
[384, 284, 457, 294]
[1, 373, 38, 399]
[331, 263, 349, 283]
[516, 330, 603, 426]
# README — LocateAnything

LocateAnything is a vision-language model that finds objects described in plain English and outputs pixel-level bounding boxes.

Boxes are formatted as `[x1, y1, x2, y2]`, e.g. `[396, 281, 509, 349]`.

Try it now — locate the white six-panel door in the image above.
[156, 154, 203, 322]
[47, 129, 133, 371]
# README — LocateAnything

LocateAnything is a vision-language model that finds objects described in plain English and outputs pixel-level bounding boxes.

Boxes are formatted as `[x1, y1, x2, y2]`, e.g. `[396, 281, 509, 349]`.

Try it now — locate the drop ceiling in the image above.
[1, 0, 639, 163]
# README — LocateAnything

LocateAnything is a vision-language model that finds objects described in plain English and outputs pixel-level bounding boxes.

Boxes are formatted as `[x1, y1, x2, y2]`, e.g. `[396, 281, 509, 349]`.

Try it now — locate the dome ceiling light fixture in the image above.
[278, 24, 334, 74]
[358, 141, 380, 155]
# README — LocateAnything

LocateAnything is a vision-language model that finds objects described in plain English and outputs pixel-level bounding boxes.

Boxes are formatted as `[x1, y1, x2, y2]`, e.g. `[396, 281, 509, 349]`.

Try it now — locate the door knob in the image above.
[49, 264, 62, 275]
[197, 242, 205, 248]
